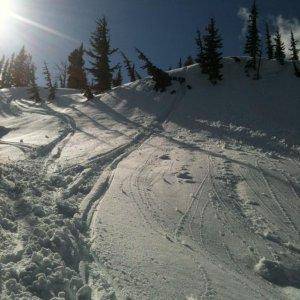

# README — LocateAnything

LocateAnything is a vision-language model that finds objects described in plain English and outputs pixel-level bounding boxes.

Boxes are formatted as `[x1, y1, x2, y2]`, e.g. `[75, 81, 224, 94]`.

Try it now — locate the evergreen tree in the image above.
[86, 16, 118, 93]
[1, 59, 11, 88]
[0, 55, 5, 73]
[1, 54, 15, 88]
[67, 44, 87, 89]
[27, 65, 41, 102]
[265, 22, 274, 59]
[290, 30, 299, 61]
[43, 62, 56, 101]
[195, 29, 203, 63]
[201, 18, 223, 84]
[254, 48, 263, 80]
[120, 51, 136, 82]
[274, 29, 286, 65]
[184, 56, 194, 67]
[112, 67, 123, 87]
[56, 61, 67, 88]
[0, 56, 6, 88]
[83, 83, 94, 100]
[11, 46, 33, 87]
[135, 69, 142, 80]
[178, 58, 182, 68]
[293, 61, 300, 77]
[135, 48, 171, 92]
[244, 1, 260, 70]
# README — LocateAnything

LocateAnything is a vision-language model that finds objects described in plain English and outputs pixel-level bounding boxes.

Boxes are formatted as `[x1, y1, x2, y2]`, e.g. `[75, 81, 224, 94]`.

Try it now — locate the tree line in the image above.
[0, 0, 299, 102]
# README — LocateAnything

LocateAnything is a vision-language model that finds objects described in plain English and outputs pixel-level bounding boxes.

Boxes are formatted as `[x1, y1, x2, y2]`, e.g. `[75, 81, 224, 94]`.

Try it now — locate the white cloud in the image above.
[237, 7, 250, 37]
[275, 15, 300, 54]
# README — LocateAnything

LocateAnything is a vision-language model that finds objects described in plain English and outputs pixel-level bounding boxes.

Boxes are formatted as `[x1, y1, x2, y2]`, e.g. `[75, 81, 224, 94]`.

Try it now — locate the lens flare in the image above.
[0, 0, 13, 33]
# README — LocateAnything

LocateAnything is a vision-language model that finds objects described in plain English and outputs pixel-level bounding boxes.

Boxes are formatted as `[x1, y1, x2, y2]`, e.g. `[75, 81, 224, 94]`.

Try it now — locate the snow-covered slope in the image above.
[0, 58, 299, 299]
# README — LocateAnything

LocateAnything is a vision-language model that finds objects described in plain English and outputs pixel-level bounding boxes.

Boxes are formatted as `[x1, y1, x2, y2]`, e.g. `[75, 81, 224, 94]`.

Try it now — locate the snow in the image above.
[0, 58, 299, 299]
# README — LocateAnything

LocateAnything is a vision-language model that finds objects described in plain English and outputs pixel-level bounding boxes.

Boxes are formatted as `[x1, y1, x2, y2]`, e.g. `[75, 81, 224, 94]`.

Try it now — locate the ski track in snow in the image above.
[1, 60, 300, 299]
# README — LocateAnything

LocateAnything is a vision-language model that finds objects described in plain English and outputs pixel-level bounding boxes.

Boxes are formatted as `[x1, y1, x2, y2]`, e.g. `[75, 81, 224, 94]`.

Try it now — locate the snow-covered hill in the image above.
[0, 58, 299, 299]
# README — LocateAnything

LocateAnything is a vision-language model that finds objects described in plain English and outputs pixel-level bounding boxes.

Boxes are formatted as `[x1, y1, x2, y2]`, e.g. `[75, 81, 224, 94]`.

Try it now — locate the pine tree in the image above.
[1, 59, 11, 88]
[195, 29, 203, 63]
[0, 56, 6, 88]
[135, 68, 142, 80]
[86, 16, 118, 93]
[184, 56, 194, 67]
[112, 67, 123, 87]
[27, 65, 41, 102]
[201, 18, 223, 84]
[11, 46, 33, 87]
[120, 51, 136, 82]
[265, 22, 274, 59]
[274, 29, 286, 65]
[56, 61, 67, 88]
[83, 83, 94, 100]
[290, 30, 299, 61]
[293, 61, 300, 77]
[178, 58, 182, 68]
[135, 48, 171, 92]
[244, 1, 260, 70]
[67, 44, 87, 89]
[2, 54, 15, 88]
[43, 62, 56, 101]
[0, 55, 5, 73]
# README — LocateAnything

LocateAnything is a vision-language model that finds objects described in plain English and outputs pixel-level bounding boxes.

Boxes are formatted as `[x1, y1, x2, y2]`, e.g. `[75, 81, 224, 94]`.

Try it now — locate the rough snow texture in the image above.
[0, 58, 299, 299]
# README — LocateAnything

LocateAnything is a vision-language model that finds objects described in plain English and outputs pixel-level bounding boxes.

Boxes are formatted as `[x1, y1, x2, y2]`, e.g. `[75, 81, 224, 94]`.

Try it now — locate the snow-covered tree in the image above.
[86, 16, 118, 93]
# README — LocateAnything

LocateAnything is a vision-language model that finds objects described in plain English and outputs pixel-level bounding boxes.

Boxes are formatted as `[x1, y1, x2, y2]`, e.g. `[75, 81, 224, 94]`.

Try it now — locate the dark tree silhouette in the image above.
[184, 56, 194, 67]
[11, 47, 33, 87]
[43, 62, 56, 101]
[274, 29, 286, 65]
[265, 22, 274, 59]
[86, 16, 118, 93]
[178, 58, 182, 68]
[195, 29, 204, 63]
[135, 48, 171, 92]
[244, 1, 260, 70]
[67, 44, 87, 89]
[120, 51, 137, 82]
[290, 30, 299, 61]
[27, 65, 41, 102]
[112, 67, 123, 87]
[201, 18, 223, 84]
[56, 61, 68, 88]
[83, 83, 94, 100]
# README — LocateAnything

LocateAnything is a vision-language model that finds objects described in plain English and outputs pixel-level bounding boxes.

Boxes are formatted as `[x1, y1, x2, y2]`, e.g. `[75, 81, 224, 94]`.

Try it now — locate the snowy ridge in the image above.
[0, 58, 299, 299]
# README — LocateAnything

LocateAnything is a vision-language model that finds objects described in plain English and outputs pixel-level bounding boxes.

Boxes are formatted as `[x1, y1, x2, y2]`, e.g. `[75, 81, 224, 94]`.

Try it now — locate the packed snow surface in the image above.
[0, 58, 299, 299]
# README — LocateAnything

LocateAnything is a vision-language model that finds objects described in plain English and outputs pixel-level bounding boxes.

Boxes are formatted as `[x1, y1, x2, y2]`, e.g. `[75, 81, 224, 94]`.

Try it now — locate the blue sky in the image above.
[1, 0, 300, 82]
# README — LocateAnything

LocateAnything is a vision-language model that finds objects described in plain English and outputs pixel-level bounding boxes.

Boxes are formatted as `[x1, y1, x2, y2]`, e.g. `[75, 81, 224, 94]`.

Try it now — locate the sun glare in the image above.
[0, 0, 13, 33]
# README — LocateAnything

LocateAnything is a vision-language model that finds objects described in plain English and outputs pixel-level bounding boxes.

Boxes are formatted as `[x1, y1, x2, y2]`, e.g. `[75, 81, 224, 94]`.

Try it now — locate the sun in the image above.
[0, 0, 14, 33]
